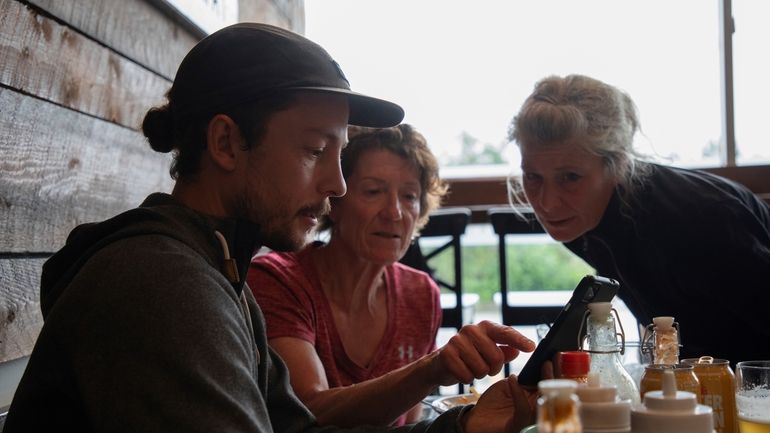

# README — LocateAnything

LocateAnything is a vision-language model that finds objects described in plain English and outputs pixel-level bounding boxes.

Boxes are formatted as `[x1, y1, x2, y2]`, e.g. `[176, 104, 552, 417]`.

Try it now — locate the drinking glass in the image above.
[735, 360, 770, 433]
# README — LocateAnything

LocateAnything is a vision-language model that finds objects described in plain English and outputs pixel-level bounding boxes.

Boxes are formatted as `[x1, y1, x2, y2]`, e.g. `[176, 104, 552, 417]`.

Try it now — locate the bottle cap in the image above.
[559, 351, 590, 378]
[587, 302, 612, 320]
[631, 370, 715, 433]
[576, 373, 631, 432]
[576, 373, 617, 402]
[653, 316, 675, 331]
[538, 379, 577, 399]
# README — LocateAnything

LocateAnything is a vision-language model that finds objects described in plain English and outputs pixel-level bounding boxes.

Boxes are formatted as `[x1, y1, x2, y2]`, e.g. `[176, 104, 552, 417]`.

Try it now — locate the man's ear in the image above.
[206, 114, 243, 172]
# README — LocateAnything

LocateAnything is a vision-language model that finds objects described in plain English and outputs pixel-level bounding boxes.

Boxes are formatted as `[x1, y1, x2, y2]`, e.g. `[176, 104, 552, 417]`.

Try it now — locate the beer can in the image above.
[639, 363, 701, 401]
[682, 356, 738, 433]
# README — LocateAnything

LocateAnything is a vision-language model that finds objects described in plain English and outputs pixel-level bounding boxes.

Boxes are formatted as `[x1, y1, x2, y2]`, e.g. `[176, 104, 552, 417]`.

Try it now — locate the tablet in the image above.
[516, 275, 619, 386]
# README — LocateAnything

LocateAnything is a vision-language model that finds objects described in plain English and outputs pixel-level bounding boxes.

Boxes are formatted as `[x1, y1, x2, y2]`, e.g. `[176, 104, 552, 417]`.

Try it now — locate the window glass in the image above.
[305, 0, 721, 173]
[733, 1, 770, 165]
[421, 225, 594, 300]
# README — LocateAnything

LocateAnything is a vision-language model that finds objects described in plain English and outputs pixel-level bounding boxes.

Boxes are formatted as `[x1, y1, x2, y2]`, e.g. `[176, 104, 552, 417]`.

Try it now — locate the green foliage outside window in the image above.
[425, 243, 594, 306]
[443, 131, 509, 166]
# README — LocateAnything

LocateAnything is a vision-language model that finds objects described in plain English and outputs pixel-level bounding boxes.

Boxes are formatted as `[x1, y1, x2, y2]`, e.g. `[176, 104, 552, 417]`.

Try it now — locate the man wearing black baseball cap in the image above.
[3, 23, 538, 432]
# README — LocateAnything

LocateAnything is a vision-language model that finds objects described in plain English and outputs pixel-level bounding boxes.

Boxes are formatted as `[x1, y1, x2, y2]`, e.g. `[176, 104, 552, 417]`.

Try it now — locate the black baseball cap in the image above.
[168, 23, 404, 127]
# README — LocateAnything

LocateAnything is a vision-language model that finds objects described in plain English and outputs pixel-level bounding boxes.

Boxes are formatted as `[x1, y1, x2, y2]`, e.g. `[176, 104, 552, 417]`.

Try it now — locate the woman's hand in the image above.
[428, 321, 536, 386]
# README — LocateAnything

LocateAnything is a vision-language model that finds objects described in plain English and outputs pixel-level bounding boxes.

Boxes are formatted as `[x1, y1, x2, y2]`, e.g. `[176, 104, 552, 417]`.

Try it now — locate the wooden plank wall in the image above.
[0, 0, 305, 364]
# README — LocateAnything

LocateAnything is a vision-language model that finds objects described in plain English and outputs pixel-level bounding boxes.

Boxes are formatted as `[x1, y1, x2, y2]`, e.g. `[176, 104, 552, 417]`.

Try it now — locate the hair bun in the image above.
[142, 105, 175, 153]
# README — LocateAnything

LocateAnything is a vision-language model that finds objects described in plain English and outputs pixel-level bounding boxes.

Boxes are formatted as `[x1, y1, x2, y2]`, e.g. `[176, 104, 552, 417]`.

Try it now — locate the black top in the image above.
[565, 164, 770, 364]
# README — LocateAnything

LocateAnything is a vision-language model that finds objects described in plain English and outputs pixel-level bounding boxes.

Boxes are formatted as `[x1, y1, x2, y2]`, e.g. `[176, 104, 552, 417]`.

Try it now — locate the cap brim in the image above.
[294, 86, 404, 128]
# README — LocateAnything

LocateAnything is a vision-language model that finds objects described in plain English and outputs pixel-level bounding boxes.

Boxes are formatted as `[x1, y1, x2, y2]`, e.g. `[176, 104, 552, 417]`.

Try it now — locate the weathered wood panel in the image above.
[0, 87, 174, 253]
[0, 258, 45, 362]
[26, 0, 199, 79]
[0, 0, 171, 130]
[0, 0, 308, 369]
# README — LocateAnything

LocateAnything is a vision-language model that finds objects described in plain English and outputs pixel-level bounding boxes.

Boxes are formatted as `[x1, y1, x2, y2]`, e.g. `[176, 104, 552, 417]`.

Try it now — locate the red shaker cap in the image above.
[560, 351, 591, 377]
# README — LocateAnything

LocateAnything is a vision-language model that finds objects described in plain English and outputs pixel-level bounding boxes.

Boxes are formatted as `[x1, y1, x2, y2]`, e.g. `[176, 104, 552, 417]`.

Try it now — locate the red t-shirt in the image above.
[247, 243, 442, 425]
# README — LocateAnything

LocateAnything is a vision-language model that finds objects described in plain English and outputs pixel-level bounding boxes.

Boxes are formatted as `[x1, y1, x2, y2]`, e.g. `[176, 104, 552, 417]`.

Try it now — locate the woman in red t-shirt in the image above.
[248, 124, 535, 427]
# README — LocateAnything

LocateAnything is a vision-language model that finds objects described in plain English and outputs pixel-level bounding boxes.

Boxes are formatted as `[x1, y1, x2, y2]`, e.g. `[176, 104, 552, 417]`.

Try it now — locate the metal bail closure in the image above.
[578, 307, 627, 355]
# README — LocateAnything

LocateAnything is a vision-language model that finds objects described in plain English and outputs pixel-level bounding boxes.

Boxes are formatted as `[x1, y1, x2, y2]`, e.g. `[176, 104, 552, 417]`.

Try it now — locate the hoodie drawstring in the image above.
[214, 230, 259, 366]
[214, 230, 240, 284]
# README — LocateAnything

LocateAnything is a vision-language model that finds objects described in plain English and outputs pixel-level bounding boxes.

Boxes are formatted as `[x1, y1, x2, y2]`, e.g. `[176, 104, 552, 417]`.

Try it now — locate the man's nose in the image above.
[323, 159, 346, 198]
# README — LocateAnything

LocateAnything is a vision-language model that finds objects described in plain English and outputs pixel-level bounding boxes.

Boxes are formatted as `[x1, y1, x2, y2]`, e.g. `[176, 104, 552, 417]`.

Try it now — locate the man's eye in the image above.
[307, 147, 325, 157]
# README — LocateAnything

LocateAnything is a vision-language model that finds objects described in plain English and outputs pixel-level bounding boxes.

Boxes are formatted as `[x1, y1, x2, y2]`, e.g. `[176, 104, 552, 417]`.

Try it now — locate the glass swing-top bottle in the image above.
[641, 316, 681, 365]
[582, 302, 641, 406]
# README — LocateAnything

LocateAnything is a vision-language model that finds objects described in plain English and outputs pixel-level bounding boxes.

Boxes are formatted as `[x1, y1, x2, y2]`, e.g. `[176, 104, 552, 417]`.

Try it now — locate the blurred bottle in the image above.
[559, 351, 591, 384]
[576, 373, 631, 433]
[583, 302, 641, 406]
[640, 364, 701, 401]
[632, 369, 715, 433]
[537, 379, 582, 433]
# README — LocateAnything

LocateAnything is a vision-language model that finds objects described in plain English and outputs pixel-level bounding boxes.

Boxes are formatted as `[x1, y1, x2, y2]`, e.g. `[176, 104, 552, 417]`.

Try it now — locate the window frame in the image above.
[443, 0, 770, 222]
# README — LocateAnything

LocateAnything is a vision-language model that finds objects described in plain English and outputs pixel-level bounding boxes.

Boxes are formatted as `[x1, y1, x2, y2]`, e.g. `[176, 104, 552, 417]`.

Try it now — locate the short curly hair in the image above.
[318, 124, 448, 232]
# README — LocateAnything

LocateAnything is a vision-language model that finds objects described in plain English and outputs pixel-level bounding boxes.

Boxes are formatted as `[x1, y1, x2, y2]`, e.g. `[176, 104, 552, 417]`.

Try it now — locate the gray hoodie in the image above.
[3, 193, 467, 432]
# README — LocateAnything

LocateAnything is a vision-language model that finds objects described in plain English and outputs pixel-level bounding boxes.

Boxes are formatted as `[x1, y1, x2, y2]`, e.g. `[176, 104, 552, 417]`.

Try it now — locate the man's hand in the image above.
[428, 321, 536, 386]
[462, 375, 539, 433]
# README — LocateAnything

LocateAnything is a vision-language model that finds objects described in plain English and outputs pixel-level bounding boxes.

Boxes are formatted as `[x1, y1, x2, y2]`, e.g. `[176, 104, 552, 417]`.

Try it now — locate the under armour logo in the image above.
[398, 345, 414, 360]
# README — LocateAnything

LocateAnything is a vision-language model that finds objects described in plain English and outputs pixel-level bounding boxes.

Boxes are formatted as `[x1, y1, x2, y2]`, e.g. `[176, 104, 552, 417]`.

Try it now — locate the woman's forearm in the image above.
[304, 353, 441, 427]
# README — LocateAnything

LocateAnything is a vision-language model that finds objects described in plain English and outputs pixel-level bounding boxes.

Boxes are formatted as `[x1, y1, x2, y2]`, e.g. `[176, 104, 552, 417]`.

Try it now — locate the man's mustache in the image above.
[301, 200, 331, 218]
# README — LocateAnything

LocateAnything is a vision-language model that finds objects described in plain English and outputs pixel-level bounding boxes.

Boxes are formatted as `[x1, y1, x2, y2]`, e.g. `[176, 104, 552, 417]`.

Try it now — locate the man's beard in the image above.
[235, 183, 330, 252]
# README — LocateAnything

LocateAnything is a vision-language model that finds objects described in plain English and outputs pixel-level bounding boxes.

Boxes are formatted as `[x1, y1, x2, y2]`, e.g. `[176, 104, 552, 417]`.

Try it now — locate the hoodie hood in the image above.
[40, 193, 262, 318]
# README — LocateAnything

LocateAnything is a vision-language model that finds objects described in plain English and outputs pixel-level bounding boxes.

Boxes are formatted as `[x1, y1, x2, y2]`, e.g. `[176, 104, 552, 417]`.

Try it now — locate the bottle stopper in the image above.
[652, 316, 675, 331]
[538, 379, 578, 399]
[587, 302, 613, 320]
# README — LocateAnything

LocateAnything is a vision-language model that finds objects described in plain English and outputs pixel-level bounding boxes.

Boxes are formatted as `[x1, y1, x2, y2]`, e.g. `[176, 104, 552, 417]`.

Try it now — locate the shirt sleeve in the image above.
[247, 252, 317, 343]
